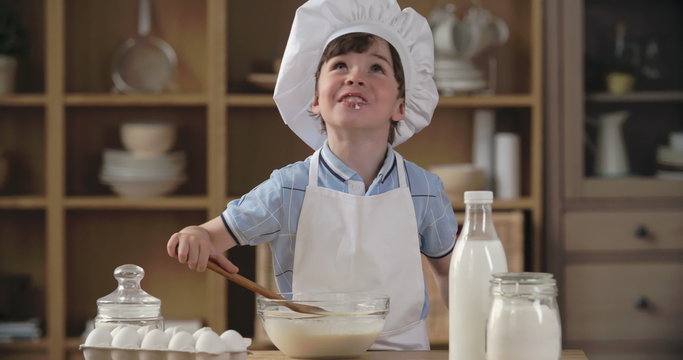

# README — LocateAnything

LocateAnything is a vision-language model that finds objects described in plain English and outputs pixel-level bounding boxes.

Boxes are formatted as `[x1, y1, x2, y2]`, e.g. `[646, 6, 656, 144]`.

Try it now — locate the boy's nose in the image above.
[345, 70, 365, 86]
[345, 78, 365, 86]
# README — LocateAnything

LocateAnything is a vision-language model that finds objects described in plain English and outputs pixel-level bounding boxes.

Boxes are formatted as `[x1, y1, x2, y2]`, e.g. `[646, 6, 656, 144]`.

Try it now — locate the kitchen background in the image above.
[0, 0, 680, 360]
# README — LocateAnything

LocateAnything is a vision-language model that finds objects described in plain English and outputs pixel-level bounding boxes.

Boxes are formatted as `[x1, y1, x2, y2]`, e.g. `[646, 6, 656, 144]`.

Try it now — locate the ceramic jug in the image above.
[594, 110, 630, 177]
[430, 2, 508, 94]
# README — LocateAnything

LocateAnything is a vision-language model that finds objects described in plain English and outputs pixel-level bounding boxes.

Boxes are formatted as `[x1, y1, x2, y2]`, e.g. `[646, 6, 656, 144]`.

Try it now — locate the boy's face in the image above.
[311, 39, 404, 142]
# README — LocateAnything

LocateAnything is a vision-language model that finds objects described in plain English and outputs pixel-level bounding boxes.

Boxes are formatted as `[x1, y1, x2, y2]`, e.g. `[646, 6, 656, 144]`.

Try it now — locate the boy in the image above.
[167, 0, 457, 350]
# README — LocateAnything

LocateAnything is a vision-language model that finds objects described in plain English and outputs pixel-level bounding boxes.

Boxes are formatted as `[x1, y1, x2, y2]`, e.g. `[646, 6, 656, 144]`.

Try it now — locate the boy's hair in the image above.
[312, 32, 405, 144]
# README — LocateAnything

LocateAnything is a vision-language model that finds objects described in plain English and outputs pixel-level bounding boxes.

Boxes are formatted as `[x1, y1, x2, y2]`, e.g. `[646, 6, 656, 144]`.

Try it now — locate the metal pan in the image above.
[111, 0, 177, 94]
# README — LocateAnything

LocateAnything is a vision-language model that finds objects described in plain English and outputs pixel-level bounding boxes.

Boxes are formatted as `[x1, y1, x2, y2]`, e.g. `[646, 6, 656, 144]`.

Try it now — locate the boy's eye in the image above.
[370, 64, 385, 73]
[332, 62, 347, 70]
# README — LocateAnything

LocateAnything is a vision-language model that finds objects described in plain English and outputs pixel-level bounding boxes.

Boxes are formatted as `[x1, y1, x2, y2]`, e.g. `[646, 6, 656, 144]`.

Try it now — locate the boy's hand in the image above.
[166, 225, 239, 274]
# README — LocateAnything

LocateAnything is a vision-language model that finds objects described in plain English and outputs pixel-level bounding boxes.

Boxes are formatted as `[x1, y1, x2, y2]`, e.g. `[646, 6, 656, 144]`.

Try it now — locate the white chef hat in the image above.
[273, 0, 438, 149]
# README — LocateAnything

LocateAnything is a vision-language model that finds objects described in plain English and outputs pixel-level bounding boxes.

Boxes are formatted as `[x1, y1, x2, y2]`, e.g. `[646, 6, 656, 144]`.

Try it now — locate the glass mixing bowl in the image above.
[256, 292, 389, 359]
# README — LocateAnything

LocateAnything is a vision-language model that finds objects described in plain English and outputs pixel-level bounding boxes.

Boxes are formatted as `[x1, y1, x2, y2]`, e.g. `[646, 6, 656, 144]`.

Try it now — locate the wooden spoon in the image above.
[206, 259, 328, 315]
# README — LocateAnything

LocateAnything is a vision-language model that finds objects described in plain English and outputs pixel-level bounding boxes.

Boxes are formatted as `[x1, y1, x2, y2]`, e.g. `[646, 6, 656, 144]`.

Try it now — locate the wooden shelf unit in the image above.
[545, 1, 683, 359]
[0, 0, 543, 358]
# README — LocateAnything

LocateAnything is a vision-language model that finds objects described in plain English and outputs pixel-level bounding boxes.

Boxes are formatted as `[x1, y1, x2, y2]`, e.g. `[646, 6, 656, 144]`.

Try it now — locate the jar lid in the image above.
[97, 264, 161, 319]
[490, 272, 557, 296]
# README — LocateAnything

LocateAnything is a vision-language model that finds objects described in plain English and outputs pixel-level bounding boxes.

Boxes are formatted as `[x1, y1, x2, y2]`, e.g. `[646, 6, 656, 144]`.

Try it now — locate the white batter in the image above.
[263, 312, 385, 358]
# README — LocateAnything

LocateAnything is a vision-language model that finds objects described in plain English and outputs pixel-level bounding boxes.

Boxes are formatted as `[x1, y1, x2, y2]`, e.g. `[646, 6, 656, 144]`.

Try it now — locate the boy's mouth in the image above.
[338, 93, 367, 109]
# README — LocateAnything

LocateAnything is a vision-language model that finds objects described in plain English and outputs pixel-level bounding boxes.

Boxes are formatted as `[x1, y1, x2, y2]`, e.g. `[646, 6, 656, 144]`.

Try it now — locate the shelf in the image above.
[226, 94, 274, 107]
[64, 196, 210, 209]
[437, 94, 535, 108]
[586, 91, 683, 103]
[0, 95, 47, 106]
[0, 196, 46, 209]
[225, 94, 536, 108]
[65, 94, 208, 106]
[0, 339, 47, 351]
[0, 1, 544, 358]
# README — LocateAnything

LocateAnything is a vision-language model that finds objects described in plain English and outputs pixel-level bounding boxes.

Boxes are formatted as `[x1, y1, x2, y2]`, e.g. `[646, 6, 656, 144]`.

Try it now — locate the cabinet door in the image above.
[565, 262, 683, 342]
[561, 0, 683, 198]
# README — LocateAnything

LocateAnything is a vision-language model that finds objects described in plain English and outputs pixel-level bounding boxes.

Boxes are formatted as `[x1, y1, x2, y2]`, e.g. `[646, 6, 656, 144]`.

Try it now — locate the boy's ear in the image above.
[391, 99, 405, 121]
[311, 95, 321, 115]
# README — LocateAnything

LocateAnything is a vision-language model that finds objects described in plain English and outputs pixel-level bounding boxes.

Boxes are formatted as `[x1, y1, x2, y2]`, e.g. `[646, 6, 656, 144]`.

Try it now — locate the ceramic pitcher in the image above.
[594, 110, 630, 177]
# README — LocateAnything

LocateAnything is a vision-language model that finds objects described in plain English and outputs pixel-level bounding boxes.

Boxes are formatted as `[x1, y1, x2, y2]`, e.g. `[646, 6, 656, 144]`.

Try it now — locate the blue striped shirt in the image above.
[221, 142, 457, 319]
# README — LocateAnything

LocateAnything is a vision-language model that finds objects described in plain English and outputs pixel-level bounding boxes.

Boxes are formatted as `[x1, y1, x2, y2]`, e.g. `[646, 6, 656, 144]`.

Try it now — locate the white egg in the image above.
[168, 331, 195, 352]
[196, 330, 228, 354]
[220, 329, 249, 352]
[84, 327, 113, 347]
[112, 326, 142, 349]
[141, 328, 170, 350]
[164, 326, 181, 338]
[192, 326, 212, 340]
[136, 325, 155, 336]
[110, 325, 126, 337]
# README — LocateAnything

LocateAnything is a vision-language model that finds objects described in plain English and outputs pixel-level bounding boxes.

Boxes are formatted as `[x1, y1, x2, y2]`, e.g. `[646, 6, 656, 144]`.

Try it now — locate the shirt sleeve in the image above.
[222, 170, 284, 246]
[417, 172, 458, 258]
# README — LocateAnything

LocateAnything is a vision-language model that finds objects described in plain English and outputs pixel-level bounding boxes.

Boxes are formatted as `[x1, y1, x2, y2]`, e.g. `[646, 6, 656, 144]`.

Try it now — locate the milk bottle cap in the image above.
[464, 190, 493, 203]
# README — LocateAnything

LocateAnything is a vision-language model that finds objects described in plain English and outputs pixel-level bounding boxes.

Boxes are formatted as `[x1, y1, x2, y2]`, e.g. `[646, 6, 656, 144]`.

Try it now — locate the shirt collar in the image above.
[320, 140, 396, 183]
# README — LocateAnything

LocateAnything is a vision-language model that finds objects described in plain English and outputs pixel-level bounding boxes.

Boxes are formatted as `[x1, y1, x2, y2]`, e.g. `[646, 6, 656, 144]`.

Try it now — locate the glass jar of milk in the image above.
[486, 272, 561, 360]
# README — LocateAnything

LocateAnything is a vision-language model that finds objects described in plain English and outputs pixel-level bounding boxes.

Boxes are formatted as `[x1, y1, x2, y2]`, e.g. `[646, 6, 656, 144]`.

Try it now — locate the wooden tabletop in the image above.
[248, 349, 589, 359]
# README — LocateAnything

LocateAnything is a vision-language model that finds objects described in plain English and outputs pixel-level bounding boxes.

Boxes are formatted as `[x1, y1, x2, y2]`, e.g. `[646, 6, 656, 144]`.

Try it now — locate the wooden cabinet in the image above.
[565, 263, 683, 342]
[545, 1, 683, 359]
[0, 0, 542, 358]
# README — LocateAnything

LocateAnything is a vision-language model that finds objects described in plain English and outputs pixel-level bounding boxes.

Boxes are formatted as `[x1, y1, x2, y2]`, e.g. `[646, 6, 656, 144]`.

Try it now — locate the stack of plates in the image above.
[656, 146, 683, 180]
[100, 149, 186, 197]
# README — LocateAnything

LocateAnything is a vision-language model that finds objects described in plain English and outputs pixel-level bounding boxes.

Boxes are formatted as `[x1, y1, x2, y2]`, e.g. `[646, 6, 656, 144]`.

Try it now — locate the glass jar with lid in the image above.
[486, 272, 561, 360]
[95, 264, 164, 330]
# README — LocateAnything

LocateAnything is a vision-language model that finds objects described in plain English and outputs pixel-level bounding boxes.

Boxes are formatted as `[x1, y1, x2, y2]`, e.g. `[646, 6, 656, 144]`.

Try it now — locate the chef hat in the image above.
[273, 0, 438, 149]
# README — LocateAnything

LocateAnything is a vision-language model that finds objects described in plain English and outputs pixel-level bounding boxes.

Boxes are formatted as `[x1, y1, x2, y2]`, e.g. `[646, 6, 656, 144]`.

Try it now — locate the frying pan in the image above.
[111, 0, 177, 94]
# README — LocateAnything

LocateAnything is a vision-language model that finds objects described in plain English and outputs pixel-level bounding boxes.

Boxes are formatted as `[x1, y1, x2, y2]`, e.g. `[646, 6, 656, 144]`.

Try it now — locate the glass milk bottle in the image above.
[486, 272, 562, 360]
[449, 191, 508, 360]
[95, 264, 164, 330]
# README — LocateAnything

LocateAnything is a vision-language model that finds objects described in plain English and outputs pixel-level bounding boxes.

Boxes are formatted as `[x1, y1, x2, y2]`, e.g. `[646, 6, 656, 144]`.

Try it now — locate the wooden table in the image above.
[248, 349, 589, 359]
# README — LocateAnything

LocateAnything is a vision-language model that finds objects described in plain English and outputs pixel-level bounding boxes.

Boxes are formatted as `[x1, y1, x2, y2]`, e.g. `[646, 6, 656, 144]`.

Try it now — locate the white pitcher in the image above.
[594, 110, 630, 177]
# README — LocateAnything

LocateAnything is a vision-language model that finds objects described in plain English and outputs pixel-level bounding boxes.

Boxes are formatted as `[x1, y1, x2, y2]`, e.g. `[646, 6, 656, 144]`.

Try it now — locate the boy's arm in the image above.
[427, 253, 451, 307]
[167, 216, 239, 273]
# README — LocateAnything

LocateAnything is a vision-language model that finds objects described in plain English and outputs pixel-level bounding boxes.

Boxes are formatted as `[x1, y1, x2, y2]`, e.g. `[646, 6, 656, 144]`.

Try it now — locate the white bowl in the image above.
[103, 149, 186, 169]
[101, 168, 184, 181]
[429, 163, 485, 197]
[120, 121, 177, 157]
[257, 292, 388, 359]
[101, 164, 185, 180]
[101, 177, 186, 198]
[657, 146, 683, 166]
[670, 132, 683, 151]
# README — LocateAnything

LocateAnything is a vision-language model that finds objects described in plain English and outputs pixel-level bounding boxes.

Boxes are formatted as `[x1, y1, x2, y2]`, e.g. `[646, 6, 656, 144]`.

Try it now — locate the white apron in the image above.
[292, 149, 429, 350]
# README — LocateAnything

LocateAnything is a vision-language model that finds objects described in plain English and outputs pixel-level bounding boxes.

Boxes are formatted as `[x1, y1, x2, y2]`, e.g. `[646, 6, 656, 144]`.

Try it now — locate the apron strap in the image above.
[308, 149, 322, 188]
[394, 151, 408, 189]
